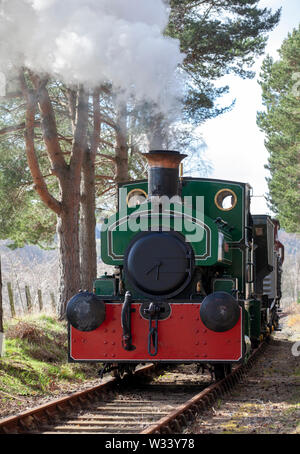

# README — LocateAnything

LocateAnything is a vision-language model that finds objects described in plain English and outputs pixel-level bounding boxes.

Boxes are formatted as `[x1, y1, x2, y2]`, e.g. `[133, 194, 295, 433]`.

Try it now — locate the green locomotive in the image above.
[67, 150, 284, 379]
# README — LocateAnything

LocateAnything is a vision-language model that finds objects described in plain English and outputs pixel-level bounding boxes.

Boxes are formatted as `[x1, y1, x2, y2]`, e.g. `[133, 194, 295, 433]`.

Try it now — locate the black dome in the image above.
[124, 231, 194, 298]
[200, 292, 240, 332]
[66, 292, 105, 332]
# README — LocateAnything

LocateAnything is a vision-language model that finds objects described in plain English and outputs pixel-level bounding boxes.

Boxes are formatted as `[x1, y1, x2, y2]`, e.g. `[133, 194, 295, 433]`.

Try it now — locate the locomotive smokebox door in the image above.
[124, 231, 195, 299]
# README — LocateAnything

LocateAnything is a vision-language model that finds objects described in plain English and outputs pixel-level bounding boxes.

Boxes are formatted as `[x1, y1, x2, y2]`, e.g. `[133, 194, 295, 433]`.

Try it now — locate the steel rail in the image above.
[0, 341, 267, 435]
[140, 342, 267, 434]
[0, 364, 155, 434]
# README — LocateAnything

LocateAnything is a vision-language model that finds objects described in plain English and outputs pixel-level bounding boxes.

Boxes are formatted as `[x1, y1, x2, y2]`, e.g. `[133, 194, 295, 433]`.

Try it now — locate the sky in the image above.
[197, 0, 300, 215]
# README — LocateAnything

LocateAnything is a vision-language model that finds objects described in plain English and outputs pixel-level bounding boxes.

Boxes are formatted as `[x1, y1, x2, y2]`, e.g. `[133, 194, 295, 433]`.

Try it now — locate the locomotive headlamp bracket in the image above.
[140, 301, 171, 321]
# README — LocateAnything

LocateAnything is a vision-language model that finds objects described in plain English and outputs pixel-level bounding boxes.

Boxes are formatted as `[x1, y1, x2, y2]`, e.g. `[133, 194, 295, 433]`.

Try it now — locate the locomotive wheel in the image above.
[214, 363, 232, 380]
[112, 364, 136, 379]
[251, 338, 260, 349]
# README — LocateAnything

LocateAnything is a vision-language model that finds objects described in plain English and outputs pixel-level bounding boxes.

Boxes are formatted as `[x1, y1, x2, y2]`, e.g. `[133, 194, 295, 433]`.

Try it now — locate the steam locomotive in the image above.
[66, 150, 284, 379]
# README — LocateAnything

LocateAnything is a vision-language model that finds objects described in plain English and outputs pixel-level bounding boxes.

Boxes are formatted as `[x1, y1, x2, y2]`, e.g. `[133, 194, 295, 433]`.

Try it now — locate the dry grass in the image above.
[287, 314, 300, 328]
[286, 303, 300, 329]
[5, 321, 45, 343]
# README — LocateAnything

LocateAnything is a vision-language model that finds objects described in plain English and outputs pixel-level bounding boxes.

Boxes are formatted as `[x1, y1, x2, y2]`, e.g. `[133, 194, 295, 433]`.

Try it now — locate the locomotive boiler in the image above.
[66, 150, 284, 379]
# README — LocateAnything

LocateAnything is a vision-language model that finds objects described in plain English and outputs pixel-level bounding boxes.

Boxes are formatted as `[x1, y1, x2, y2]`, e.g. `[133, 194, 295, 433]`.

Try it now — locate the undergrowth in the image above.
[0, 314, 99, 399]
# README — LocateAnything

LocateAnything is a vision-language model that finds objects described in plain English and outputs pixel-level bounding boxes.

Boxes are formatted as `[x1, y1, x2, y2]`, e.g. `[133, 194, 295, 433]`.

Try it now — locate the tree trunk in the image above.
[79, 90, 101, 291]
[80, 149, 97, 291]
[57, 187, 81, 319]
[115, 104, 129, 184]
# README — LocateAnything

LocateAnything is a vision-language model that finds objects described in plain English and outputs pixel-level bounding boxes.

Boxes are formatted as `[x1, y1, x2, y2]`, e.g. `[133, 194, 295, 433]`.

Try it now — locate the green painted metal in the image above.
[101, 181, 236, 268]
[249, 299, 261, 339]
[181, 178, 245, 243]
[213, 278, 236, 294]
[101, 204, 232, 267]
[243, 304, 251, 337]
[94, 276, 116, 297]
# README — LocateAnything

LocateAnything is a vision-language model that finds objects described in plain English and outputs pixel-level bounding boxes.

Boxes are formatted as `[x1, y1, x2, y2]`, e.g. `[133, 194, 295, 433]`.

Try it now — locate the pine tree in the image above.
[167, 0, 281, 122]
[257, 26, 300, 232]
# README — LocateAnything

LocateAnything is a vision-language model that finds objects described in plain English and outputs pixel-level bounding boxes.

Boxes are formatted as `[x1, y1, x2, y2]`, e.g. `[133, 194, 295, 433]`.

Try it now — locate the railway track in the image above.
[0, 342, 267, 435]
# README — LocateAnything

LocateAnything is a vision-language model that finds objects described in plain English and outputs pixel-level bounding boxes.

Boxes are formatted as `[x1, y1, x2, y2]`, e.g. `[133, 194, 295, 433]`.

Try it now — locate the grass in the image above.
[0, 314, 99, 400]
[287, 314, 300, 328]
[287, 303, 300, 328]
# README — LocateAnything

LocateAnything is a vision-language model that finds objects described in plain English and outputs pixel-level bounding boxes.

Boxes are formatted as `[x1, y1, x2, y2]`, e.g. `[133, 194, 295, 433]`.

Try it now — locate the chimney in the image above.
[143, 150, 187, 199]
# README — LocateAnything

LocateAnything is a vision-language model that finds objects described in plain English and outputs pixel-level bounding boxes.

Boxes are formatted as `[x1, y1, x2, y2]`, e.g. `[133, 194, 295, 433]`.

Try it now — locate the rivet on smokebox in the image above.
[112, 342, 116, 346]
[195, 341, 199, 346]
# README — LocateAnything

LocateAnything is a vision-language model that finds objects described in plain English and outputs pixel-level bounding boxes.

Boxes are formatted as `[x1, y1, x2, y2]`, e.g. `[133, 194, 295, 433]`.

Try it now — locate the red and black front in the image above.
[67, 151, 244, 367]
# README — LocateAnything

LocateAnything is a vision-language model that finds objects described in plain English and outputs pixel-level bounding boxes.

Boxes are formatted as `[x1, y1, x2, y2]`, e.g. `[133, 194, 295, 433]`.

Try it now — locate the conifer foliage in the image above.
[167, 0, 281, 122]
[257, 26, 300, 232]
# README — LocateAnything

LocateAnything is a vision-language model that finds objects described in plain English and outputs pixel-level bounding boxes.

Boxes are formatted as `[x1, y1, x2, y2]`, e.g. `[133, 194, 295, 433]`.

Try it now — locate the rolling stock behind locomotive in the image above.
[66, 150, 284, 379]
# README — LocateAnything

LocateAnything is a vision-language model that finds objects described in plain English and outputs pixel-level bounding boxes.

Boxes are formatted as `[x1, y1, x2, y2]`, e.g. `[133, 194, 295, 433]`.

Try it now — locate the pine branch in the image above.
[0, 121, 40, 136]
[19, 70, 62, 216]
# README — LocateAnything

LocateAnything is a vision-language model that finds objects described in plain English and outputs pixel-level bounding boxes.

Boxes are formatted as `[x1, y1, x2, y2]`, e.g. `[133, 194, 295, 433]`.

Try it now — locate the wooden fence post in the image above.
[38, 289, 43, 312]
[0, 257, 4, 357]
[7, 282, 16, 318]
[0, 257, 3, 332]
[25, 286, 32, 313]
[50, 292, 56, 313]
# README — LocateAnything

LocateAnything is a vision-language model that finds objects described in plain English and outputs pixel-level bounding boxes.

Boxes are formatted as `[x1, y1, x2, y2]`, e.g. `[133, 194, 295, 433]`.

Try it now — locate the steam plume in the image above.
[0, 0, 184, 110]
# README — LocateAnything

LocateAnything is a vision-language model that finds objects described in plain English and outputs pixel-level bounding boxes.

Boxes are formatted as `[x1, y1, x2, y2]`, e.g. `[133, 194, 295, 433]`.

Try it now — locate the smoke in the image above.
[0, 0, 184, 112]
